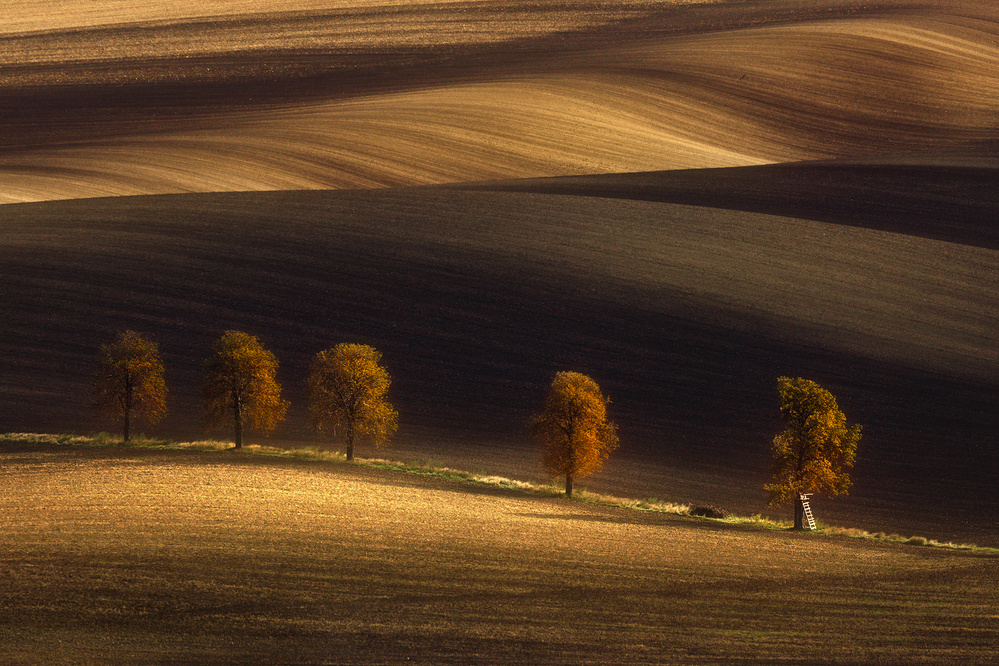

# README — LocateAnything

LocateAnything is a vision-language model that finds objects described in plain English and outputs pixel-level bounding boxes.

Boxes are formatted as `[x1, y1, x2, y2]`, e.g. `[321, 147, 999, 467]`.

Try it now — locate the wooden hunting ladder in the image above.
[800, 493, 816, 530]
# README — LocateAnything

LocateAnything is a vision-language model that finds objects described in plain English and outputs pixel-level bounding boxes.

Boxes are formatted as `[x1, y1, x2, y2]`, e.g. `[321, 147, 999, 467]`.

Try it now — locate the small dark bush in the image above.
[691, 505, 729, 519]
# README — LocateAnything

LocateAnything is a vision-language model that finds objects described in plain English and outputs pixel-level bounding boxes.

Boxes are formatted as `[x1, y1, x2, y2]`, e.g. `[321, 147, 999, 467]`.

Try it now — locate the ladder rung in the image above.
[801, 500, 816, 529]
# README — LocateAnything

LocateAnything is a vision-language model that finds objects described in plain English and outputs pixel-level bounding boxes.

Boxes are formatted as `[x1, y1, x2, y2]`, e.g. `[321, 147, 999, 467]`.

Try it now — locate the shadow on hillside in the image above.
[2, 177, 997, 547]
[465, 160, 999, 249]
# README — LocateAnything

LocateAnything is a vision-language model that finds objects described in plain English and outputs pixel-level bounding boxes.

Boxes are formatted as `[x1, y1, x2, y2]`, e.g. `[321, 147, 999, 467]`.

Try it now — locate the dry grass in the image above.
[5, 433, 989, 554]
[819, 525, 987, 551]
[1, 441, 997, 663]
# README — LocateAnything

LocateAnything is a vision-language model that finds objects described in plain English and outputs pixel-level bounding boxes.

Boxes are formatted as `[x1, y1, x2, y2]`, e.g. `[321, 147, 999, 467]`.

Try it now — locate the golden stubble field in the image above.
[2, 444, 997, 663]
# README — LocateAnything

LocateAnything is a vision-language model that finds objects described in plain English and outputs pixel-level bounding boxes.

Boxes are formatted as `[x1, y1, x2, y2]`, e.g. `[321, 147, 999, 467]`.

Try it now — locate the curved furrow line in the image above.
[1, 1, 997, 202]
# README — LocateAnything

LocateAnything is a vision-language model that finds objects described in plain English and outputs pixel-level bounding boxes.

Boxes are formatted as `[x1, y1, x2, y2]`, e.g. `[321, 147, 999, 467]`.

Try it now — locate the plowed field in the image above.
[2, 445, 996, 663]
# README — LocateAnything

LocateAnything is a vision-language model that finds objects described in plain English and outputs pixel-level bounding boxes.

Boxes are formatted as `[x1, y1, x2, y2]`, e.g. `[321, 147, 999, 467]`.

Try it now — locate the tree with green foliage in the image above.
[307, 343, 398, 461]
[766, 376, 862, 529]
[532, 371, 619, 497]
[93, 330, 167, 442]
[202, 331, 288, 448]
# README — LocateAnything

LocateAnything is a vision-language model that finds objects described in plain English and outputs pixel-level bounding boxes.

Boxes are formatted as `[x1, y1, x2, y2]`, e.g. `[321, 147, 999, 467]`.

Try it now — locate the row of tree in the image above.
[94, 330, 860, 528]
[94, 330, 396, 460]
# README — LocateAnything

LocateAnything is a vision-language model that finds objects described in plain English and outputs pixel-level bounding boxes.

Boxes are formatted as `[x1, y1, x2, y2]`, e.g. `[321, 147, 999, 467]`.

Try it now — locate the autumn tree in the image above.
[307, 343, 398, 461]
[93, 330, 167, 442]
[532, 371, 619, 497]
[765, 376, 862, 529]
[202, 330, 288, 448]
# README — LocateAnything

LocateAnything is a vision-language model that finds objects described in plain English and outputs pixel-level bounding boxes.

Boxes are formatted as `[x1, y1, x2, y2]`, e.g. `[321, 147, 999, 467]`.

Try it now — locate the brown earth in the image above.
[2, 1, 998, 660]
[2, 0, 998, 202]
[1, 444, 997, 663]
[1, 169, 996, 546]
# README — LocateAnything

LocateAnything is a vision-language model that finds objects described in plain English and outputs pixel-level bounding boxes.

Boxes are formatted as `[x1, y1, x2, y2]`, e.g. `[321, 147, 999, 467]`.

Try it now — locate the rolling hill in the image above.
[1, 0, 997, 544]
[1, 163, 996, 545]
[2, 443, 997, 663]
[2, 0, 998, 202]
[2, 2, 998, 661]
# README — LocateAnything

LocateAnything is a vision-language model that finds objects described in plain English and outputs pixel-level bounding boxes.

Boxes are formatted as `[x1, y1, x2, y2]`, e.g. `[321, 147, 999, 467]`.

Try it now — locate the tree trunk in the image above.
[346, 423, 355, 461]
[123, 377, 133, 443]
[565, 473, 573, 498]
[122, 371, 135, 444]
[793, 496, 804, 530]
[234, 404, 243, 449]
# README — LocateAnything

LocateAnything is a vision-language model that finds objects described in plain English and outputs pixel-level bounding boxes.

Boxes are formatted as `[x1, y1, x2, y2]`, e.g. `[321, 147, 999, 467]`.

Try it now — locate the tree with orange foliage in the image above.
[307, 343, 398, 461]
[93, 330, 167, 442]
[766, 377, 862, 529]
[532, 371, 619, 497]
[202, 331, 288, 448]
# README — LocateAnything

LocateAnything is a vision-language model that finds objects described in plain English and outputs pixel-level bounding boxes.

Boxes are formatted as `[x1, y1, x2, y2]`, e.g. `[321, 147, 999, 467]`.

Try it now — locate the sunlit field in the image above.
[2, 442, 997, 663]
[3, 0, 997, 202]
[2, 0, 998, 661]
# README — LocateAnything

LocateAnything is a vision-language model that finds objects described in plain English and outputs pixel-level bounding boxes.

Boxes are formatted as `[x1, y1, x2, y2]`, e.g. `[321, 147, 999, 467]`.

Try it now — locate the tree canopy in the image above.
[307, 343, 398, 461]
[93, 330, 167, 442]
[532, 371, 619, 497]
[766, 376, 862, 528]
[202, 330, 288, 448]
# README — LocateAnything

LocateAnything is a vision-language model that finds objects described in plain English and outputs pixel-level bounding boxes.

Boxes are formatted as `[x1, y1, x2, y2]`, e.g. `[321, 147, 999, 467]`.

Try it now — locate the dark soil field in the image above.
[2, 0, 998, 661]
[2, 443, 997, 663]
[1, 174, 997, 548]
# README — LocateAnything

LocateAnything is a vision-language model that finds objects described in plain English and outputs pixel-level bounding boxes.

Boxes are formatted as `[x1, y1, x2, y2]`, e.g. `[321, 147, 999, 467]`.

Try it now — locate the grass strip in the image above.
[3, 432, 994, 553]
